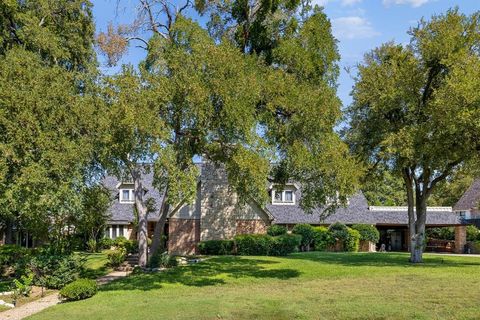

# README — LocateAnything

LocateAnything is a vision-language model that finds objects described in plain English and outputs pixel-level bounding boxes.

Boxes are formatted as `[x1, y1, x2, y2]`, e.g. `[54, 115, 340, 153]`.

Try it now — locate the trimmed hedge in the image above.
[60, 278, 97, 301]
[267, 225, 288, 236]
[350, 224, 380, 243]
[198, 240, 234, 255]
[234, 234, 301, 256]
[345, 228, 361, 252]
[328, 222, 361, 252]
[235, 234, 272, 255]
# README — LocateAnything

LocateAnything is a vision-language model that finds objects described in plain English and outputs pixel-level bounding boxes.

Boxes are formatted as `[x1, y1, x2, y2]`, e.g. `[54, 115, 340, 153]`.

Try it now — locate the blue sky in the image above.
[91, 0, 479, 108]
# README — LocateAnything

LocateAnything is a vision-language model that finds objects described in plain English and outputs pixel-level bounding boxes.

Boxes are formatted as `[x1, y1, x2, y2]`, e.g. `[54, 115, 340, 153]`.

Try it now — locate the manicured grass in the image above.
[28, 252, 480, 320]
[77, 251, 112, 279]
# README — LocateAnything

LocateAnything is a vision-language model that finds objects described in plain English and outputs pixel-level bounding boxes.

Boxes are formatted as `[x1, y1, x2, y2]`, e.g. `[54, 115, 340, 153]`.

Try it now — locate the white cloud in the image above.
[331, 16, 380, 40]
[383, 0, 430, 8]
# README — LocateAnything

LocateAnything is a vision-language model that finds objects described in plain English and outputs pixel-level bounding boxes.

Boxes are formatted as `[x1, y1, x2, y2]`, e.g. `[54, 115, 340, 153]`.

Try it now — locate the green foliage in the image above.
[198, 240, 235, 255]
[346, 9, 480, 261]
[59, 278, 97, 301]
[328, 223, 360, 252]
[113, 237, 137, 254]
[107, 248, 126, 269]
[86, 239, 97, 253]
[345, 229, 361, 252]
[0, 245, 31, 277]
[235, 235, 272, 256]
[350, 224, 380, 243]
[269, 234, 301, 256]
[98, 238, 115, 250]
[426, 227, 455, 240]
[29, 250, 83, 289]
[148, 252, 178, 269]
[12, 273, 34, 297]
[313, 227, 334, 251]
[467, 225, 480, 242]
[76, 185, 112, 245]
[292, 224, 316, 250]
[266, 225, 288, 236]
[234, 234, 300, 256]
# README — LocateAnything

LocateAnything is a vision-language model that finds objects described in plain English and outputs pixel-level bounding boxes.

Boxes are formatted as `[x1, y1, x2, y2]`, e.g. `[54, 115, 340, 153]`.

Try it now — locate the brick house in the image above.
[103, 162, 471, 255]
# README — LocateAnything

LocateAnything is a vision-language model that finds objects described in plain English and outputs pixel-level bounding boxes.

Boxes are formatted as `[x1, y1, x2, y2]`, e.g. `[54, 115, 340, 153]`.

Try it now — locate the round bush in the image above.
[313, 227, 334, 251]
[60, 278, 97, 301]
[350, 224, 380, 243]
[267, 225, 288, 236]
[292, 224, 315, 250]
[107, 248, 126, 269]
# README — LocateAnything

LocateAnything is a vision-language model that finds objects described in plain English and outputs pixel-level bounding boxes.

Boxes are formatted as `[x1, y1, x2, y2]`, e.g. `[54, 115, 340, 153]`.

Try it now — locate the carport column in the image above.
[454, 225, 467, 254]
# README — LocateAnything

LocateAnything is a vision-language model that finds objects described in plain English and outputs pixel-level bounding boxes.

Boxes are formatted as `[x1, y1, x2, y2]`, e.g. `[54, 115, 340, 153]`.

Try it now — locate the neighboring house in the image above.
[104, 162, 469, 255]
[453, 178, 480, 226]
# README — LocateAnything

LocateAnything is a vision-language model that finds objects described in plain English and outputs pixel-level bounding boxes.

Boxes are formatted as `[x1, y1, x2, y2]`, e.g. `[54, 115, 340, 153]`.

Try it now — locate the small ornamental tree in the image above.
[346, 9, 480, 263]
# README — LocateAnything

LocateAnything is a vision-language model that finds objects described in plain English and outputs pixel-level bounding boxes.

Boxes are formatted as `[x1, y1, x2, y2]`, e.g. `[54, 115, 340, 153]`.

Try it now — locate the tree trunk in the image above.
[133, 168, 148, 267]
[4, 219, 14, 245]
[403, 169, 417, 262]
[411, 194, 427, 263]
[150, 186, 170, 255]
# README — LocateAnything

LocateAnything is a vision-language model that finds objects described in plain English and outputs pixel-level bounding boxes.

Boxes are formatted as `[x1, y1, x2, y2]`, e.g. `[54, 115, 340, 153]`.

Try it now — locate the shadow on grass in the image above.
[286, 251, 480, 268]
[101, 256, 300, 292]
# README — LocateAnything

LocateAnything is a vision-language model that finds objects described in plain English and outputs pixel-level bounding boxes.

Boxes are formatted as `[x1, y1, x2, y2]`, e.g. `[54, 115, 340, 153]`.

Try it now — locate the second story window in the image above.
[120, 189, 134, 203]
[272, 188, 296, 205]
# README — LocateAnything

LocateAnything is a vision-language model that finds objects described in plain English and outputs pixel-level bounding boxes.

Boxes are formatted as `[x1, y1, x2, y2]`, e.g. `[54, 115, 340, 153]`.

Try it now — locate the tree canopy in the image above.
[346, 8, 480, 262]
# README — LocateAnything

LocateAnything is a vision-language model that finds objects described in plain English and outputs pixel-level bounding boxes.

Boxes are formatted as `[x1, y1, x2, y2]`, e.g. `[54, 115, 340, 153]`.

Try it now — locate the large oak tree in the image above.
[346, 9, 480, 263]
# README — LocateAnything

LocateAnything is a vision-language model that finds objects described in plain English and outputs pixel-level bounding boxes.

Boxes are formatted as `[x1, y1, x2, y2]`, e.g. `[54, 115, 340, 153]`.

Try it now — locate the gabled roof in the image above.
[103, 172, 164, 222]
[268, 193, 462, 226]
[453, 179, 480, 211]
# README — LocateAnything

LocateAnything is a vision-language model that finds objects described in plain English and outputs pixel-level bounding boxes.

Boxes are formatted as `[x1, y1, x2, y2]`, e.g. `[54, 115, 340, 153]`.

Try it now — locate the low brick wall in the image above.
[359, 240, 376, 252]
[168, 219, 200, 255]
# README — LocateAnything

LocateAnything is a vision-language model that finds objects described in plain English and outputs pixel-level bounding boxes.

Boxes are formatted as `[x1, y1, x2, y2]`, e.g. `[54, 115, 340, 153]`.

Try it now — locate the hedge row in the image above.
[198, 223, 379, 256]
[198, 234, 301, 256]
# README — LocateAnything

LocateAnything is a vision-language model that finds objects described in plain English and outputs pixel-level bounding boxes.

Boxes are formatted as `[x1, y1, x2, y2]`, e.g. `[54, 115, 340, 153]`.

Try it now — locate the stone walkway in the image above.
[0, 271, 129, 320]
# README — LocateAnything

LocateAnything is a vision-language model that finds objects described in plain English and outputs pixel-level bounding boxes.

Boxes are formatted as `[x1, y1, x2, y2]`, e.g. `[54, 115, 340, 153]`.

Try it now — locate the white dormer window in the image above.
[272, 188, 296, 205]
[120, 189, 134, 203]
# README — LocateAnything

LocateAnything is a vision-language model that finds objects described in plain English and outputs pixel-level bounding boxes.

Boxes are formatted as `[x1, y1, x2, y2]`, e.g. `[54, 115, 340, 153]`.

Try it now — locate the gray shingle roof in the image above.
[453, 178, 480, 211]
[103, 172, 164, 223]
[267, 193, 462, 226]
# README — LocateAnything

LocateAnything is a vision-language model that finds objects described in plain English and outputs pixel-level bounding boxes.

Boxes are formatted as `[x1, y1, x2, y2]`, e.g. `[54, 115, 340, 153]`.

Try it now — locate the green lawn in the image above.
[27, 252, 480, 320]
[77, 251, 112, 279]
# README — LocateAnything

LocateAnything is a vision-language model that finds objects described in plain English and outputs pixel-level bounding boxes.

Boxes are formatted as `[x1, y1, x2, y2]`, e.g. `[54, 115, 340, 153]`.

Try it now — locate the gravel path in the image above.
[0, 271, 129, 320]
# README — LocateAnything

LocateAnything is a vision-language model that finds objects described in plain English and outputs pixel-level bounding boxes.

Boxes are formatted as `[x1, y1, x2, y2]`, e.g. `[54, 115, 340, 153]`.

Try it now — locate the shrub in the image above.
[86, 239, 97, 253]
[345, 228, 360, 252]
[98, 238, 115, 250]
[59, 278, 97, 301]
[292, 224, 316, 251]
[29, 251, 83, 289]
[107, 248, 126, 269]
[267, 225, 287, 236]
[0, 245, 31, 277]
[313, 227, 334, 251]
[198, 240, 234, 255]
[426, 227, 454, 240]
[113, 236, 137, 253]
[270, 234, 301, 256]
[350, 224, 380, 243]
[328, 223, 360, 252]
[148, 252, 178, 268]
[467, 225, 480, 242]
[234, 234, 273, 255]
[12, 273, 34, 297]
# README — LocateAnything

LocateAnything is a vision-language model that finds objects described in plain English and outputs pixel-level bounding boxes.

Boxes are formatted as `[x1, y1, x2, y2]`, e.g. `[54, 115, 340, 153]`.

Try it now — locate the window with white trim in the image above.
[119, 189, 134, 203]
[272, 189, 296, 204]
[105, 225, 126, 239]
